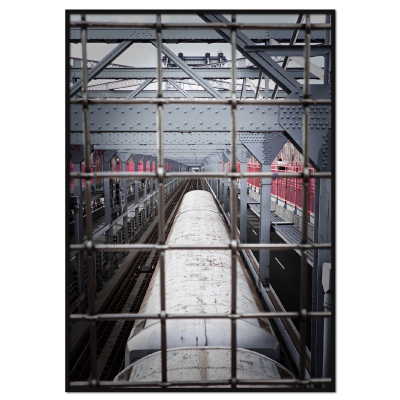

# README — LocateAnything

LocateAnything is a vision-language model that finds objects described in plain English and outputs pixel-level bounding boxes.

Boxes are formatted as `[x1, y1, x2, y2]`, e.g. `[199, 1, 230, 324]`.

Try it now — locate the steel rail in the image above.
[69, 22, 331, 30]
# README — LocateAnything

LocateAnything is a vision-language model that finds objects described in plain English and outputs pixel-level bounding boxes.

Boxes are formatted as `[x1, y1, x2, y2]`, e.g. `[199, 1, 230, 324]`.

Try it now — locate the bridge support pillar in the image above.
[240, 162, 248, 244]
[71, 167, 85, 313]
[311, 177, 332, 379]
[259, 164, 272, 286]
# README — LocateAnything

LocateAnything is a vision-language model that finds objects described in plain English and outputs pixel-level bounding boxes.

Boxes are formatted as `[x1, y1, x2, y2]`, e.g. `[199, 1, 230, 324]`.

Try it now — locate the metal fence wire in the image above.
[69, 13, 332, 388]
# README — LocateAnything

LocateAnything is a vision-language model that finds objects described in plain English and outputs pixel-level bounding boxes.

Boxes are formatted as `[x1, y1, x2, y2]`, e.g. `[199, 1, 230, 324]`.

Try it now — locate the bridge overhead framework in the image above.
[67, 10, 334, 391]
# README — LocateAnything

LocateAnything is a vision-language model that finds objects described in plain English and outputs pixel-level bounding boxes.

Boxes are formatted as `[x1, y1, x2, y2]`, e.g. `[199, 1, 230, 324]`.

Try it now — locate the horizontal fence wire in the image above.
[69, 13, 332, 388]
[70, 21, 331, 30]
[70, 98, 332, 105]
[70, 311, 331, 321]
[69, 172, 331, 179]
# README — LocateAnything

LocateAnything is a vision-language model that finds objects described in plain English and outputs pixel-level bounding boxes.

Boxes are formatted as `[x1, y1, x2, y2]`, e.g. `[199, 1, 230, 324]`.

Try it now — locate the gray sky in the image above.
[70, 13, 327, 91]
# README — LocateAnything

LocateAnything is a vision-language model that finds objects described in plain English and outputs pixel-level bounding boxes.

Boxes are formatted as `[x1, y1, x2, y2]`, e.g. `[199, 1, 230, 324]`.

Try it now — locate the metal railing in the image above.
[69, 13, 332, 389]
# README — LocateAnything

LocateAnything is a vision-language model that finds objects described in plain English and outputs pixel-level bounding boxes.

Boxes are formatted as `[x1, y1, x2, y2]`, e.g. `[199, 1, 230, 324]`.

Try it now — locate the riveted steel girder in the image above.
[279, 84, 332, 171]
[70, 67, 316, 80]
[239, 132, 287, 165]
[70, 131, 235, 145]
[69, 28, 326, 43]
[70, 104, 283, 133]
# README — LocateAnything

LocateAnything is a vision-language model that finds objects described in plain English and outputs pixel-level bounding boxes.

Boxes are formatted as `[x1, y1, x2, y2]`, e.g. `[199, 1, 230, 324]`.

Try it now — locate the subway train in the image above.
[114, 190, 294, 387]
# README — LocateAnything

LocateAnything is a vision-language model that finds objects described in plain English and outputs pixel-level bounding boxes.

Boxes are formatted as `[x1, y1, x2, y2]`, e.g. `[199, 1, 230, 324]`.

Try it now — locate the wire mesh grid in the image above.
[68, 13, 332, 388]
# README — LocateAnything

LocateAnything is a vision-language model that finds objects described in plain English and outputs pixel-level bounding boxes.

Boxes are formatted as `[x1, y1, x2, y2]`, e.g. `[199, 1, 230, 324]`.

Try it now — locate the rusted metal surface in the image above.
[125, 190, 280, 367]
[116, 347, 294, 388]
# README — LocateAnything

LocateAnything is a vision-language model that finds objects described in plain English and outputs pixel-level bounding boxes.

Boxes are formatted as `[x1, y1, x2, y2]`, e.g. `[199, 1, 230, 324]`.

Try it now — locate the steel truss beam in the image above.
[244, 44, 331, 57]
[69, 40, 135, 97]
[166, 79, 193, 98]
[198, 14, 301, 93]
[125, 78, 153, 99]
[70, 67, 317, 80]
[151, 41, 223, 99]
[69, 28, 326, 43]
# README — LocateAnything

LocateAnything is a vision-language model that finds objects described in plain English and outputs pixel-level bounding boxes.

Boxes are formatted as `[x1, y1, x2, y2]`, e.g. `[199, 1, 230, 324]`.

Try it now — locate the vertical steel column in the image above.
[259, 163, 271, 286]
[311, 177, 331, 381]
[154, 158, 158, 193]
[240, 161, 248, 243]
[322, 262, 332, 386]
[144, 162, 148, 224]
[134, 161, 140, 233]
[219, 159, 224, 204]
[311, 177, 321, 377]
[103, 160, 113, 269]
[224, 161, 229, 212]
[149, 157, 154, 219]
[121, 161, 128, 246]
[324, 14, 331, 85]
[72, 163, 85, 313]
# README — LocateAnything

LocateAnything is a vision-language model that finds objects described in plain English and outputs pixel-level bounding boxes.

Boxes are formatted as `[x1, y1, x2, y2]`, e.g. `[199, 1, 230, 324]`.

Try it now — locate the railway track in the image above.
[69, 178, 202, 382]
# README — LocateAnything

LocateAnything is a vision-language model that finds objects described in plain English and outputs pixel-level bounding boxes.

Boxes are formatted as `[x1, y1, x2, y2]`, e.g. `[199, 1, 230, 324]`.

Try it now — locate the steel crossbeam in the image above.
[244, 44, 330, 57]
[69, 28, 327, 43]
[69, 67, 317, 80]
[86, 89, 285, 99]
